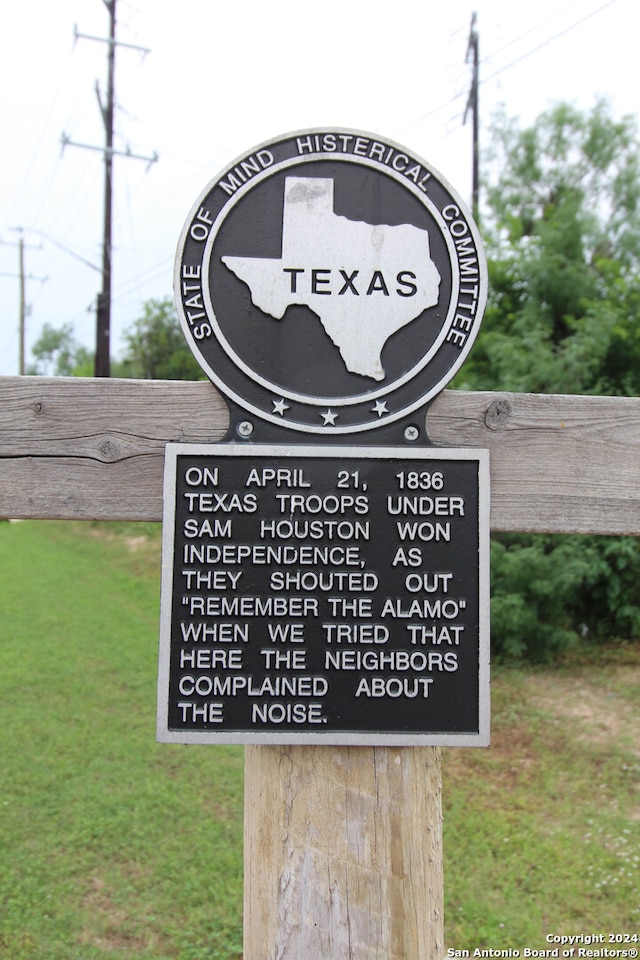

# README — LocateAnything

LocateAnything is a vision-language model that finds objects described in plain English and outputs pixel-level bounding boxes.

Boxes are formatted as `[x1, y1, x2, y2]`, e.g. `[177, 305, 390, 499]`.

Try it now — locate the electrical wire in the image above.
[482, 0, 622, 88]
[400, 0, 623, 131]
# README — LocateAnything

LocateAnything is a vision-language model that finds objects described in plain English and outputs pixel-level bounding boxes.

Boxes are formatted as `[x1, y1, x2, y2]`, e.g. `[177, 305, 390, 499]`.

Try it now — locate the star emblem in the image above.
[372, 400, 388, 418]
[272, 398, 289, 416]
[321, 408, 338, 426]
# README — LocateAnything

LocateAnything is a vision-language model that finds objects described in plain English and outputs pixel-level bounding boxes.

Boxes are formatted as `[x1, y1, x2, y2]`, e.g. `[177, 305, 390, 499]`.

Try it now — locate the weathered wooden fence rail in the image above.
[1, 375, 638, 534]
[2, 374, 639, 959]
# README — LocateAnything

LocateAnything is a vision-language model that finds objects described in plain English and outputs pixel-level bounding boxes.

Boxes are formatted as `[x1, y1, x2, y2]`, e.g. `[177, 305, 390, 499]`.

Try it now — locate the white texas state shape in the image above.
[222, 176, 441, 381]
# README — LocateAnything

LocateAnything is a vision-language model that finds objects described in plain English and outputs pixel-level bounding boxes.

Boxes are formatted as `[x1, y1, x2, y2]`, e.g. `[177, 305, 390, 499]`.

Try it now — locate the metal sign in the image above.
[174, 129, 487, 435]
[162, 130, 491, 746]
[157, 444, 490, 746]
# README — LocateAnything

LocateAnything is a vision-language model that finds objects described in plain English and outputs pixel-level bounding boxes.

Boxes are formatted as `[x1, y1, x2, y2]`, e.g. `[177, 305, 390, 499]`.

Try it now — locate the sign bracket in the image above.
[221, 397, 437, 448]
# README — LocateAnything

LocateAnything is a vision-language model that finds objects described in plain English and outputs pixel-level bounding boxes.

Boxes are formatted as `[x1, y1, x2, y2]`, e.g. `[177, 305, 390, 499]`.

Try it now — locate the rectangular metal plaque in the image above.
[157, 443, 490, 746]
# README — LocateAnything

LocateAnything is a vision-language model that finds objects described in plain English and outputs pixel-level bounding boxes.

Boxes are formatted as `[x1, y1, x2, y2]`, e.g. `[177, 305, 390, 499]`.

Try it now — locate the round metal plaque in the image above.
[175, 129, 487, 435]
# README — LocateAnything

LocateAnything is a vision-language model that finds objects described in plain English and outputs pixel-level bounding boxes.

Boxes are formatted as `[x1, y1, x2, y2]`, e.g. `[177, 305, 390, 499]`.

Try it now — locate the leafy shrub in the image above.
[469, 102, 640, 662]
[578, 535, 640, 639]
[490, 534, 640, 662]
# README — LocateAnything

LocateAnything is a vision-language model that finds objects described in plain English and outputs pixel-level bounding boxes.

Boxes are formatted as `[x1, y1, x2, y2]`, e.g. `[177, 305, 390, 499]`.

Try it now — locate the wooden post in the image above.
[244, 745, 443, 959]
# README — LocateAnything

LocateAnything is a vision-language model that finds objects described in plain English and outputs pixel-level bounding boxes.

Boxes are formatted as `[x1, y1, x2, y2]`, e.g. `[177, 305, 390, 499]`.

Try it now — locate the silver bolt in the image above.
[237, 420, 254, 438]
[404, 425, 420, 442]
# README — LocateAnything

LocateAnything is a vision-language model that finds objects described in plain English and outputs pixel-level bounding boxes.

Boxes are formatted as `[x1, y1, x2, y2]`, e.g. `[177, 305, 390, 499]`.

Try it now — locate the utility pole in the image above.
[18, 232, 26, 376]
[464, 11, 480, 221]
[63, 0, 157, 378]
[96, 0, 116, 379]
[0, 230, 46, 375]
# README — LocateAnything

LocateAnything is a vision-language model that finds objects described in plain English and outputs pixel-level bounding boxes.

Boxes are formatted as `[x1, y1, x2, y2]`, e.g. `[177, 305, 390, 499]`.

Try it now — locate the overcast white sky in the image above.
[0, 0, 636, 376]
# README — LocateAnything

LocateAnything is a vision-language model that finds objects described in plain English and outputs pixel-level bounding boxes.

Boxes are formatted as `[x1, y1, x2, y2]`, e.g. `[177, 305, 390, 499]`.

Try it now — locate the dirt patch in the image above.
[124, 535, 151, 552]
[527, 671, 640, 757]
[80, 873, 171, 954]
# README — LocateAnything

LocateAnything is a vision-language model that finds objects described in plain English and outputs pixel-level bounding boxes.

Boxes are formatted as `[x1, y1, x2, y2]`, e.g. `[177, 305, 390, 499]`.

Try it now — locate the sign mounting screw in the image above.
[237, 420, 254, 438]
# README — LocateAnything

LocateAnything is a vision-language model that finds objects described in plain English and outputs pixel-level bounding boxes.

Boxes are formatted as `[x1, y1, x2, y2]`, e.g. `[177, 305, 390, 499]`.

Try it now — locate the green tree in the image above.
[458, 101, 640, 660]
[457, 100, 640, 397]
[27, 322, 94, 376]
[119, 297, 205, 380]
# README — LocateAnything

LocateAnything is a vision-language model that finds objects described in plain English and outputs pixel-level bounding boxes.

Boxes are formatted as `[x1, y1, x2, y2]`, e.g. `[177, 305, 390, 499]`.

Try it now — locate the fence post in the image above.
[244, 744, 444, 959]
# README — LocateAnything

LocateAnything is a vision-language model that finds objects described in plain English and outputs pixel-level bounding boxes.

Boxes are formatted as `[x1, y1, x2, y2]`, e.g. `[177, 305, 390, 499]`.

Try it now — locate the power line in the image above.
[444, 0, 599, 95]
[1, 44, 76, 237]
[25, 229, 101, 274]
[481, 0, 621, 88]
[479, 0, 590, 67]
[402, 0, 622, 131]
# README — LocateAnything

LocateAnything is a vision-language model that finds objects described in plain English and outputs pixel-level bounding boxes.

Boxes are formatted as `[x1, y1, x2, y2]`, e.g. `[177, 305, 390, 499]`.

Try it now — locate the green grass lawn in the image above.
[444, 647, 640, 945]
[0, 521, 243, 960]
[1, 521, 638, 958]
